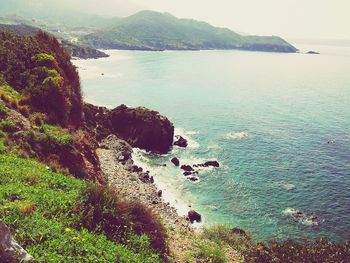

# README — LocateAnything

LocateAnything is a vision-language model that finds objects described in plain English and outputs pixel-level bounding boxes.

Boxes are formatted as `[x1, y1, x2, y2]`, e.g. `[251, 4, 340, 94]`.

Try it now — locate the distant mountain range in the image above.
[82, 11, 297, 52]
[0, 2, 298, 53]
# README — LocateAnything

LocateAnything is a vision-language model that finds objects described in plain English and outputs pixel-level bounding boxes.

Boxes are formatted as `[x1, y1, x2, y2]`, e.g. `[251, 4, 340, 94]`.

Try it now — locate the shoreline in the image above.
[96, 135, 194, 233]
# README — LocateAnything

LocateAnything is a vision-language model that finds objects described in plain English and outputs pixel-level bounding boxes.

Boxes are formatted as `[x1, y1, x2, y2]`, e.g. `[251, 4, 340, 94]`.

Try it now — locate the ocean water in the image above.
[73, 44, 350, 242]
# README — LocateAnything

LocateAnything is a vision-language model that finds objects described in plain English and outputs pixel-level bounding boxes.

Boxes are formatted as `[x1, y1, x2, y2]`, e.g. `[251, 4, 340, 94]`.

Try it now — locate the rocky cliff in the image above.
[83, 103, 174, 154]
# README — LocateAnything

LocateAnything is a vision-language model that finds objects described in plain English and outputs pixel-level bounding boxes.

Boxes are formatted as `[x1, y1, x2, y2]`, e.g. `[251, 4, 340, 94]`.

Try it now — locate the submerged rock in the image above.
[187, 210, 202, 223]
[174, 135, 188, 148]
[171, 157, 180, 166]
[188, 176, 199, 182]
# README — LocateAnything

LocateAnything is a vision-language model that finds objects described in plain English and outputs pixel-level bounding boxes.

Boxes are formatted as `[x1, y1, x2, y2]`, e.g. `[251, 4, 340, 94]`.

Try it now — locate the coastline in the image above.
[95, 135, 199, 260]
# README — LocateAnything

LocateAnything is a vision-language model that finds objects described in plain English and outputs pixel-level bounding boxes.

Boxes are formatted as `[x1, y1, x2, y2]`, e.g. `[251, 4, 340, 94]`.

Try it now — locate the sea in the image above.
[73, 43, 350, 242]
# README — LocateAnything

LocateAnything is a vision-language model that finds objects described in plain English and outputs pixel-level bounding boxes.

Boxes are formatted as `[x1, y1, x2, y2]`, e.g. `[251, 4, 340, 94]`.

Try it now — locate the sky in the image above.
[72, 0, 350, 40]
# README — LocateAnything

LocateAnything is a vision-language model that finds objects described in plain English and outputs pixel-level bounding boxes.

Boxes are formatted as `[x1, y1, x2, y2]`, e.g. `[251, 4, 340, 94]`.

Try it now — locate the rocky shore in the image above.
[96, 135, 198, 261]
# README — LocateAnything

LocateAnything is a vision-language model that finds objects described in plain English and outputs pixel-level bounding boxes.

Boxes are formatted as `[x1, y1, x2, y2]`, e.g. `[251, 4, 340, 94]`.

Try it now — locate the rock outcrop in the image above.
[84, 103, 174, 154]
[171, 157, 180, 167]
[174, 135, 188, 148]
[181, 165, 194, 172]
[194, 161, 220, 168]
[187, 210, 202, 223]
[306, 51, 320, 55]
[0, 221, 34, 262]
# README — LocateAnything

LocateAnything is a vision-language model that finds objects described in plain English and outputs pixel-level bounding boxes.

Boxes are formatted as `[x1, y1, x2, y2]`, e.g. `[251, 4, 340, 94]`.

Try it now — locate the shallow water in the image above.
[74, 44, 350, 242]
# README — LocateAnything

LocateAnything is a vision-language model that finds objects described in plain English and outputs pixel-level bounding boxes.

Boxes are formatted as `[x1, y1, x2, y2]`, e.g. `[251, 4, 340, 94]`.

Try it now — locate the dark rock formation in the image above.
[181, 165, 194, 172]
[171, 157, 180, 166]
[0, 221, 34, 262]
[174, 135, 188, 148]
[307, 51, 320, 55]
[63, 41, 109, 59]
[187, 210, 202, 223]
[157, 190, 162, 197]
[194, 161, 220, 168]
[84, 103, 174, 154]
[183, 171, 192, 176]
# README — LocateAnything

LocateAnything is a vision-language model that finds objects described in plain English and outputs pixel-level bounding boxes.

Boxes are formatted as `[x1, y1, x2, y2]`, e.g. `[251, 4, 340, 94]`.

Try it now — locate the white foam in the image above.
[131, 148, 191, 216]
[174, 128, 200, 149]
[225, 131, 249, 140]
[279, 182, 296, 191]
[283, 208, 319, 226]
[283, 207, 299, 215]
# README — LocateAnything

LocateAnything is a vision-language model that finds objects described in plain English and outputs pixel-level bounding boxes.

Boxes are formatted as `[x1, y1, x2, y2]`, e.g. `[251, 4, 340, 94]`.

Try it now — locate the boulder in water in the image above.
[181, 165, 194, 172]
[171, 157, 180, 166]
[174, 135, 188, 148]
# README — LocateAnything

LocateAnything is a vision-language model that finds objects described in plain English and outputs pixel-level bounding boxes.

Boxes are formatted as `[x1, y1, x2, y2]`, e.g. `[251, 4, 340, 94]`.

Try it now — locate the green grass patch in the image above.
[0, 83, 21, 101]
[40, 123, 73, 146]
[0, 154, 163, 262]
[0, 101, 8, 115]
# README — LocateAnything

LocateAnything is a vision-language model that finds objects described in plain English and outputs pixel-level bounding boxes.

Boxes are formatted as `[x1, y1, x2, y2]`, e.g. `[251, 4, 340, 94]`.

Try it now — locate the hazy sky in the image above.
[75, 0, 350, 40]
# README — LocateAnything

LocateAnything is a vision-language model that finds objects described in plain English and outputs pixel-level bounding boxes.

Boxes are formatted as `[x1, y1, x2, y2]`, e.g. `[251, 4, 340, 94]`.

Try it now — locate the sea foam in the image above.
[225, 131, 249, 140]
[174, 128, 200, 149]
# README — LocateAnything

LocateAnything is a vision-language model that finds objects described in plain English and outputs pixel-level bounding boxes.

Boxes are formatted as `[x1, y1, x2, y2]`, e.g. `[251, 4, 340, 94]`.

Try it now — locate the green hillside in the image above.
[83, 10, 297, 52]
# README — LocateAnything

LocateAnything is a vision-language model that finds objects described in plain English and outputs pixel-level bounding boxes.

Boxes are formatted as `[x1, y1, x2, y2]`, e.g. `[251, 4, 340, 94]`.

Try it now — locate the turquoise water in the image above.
[74, 45, 350, 242]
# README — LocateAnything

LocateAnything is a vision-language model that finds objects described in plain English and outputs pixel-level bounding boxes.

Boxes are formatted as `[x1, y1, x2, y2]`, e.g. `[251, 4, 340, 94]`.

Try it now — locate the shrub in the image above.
[244, 239, 350, 263]
[202, 225, 251, 252]
[196, 240, 227, 263]
[0, 140, 6, 153]
[0, 83, 21, 101]
[9, 98, 18, 109]
[31, 53, 57, 68]
[0, 119, 17, 133]
[19, 105, 30, 118]
[29, 112, 46, 126]
[0, 101, 8, 116]
[40, 123, 73, 147]
[76, 184, 168, 255]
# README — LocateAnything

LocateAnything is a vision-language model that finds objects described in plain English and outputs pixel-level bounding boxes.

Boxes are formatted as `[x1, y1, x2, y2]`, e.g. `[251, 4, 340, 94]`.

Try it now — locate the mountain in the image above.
[82, 10, 297, 52]
[1, 3, 297, 53]
[0, 23, 108, 59]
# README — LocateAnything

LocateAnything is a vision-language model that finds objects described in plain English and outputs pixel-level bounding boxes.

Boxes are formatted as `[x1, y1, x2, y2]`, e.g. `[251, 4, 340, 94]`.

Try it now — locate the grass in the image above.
[40, 123, 73, 146]
[199, 225, 350, 263]
[0, 154, 163, 262]
[0, 101, 8, 115]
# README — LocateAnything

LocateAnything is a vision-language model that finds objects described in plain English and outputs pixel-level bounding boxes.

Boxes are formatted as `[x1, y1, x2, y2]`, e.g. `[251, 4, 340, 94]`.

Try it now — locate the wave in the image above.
[225, 131, 249, 140]
[283, 208, 319, 226]
[174, 128, 200, 149]
[279, 181, 296, 191]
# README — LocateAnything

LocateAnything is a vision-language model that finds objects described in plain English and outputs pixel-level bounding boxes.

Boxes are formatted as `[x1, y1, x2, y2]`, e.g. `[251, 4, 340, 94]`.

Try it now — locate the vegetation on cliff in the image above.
[0, 23, 109, 59]
[0, 29, 82, 127]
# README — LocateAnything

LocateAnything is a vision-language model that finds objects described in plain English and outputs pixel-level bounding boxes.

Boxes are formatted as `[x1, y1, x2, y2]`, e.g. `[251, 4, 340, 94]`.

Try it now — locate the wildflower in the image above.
[65, 227, 71, 233]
